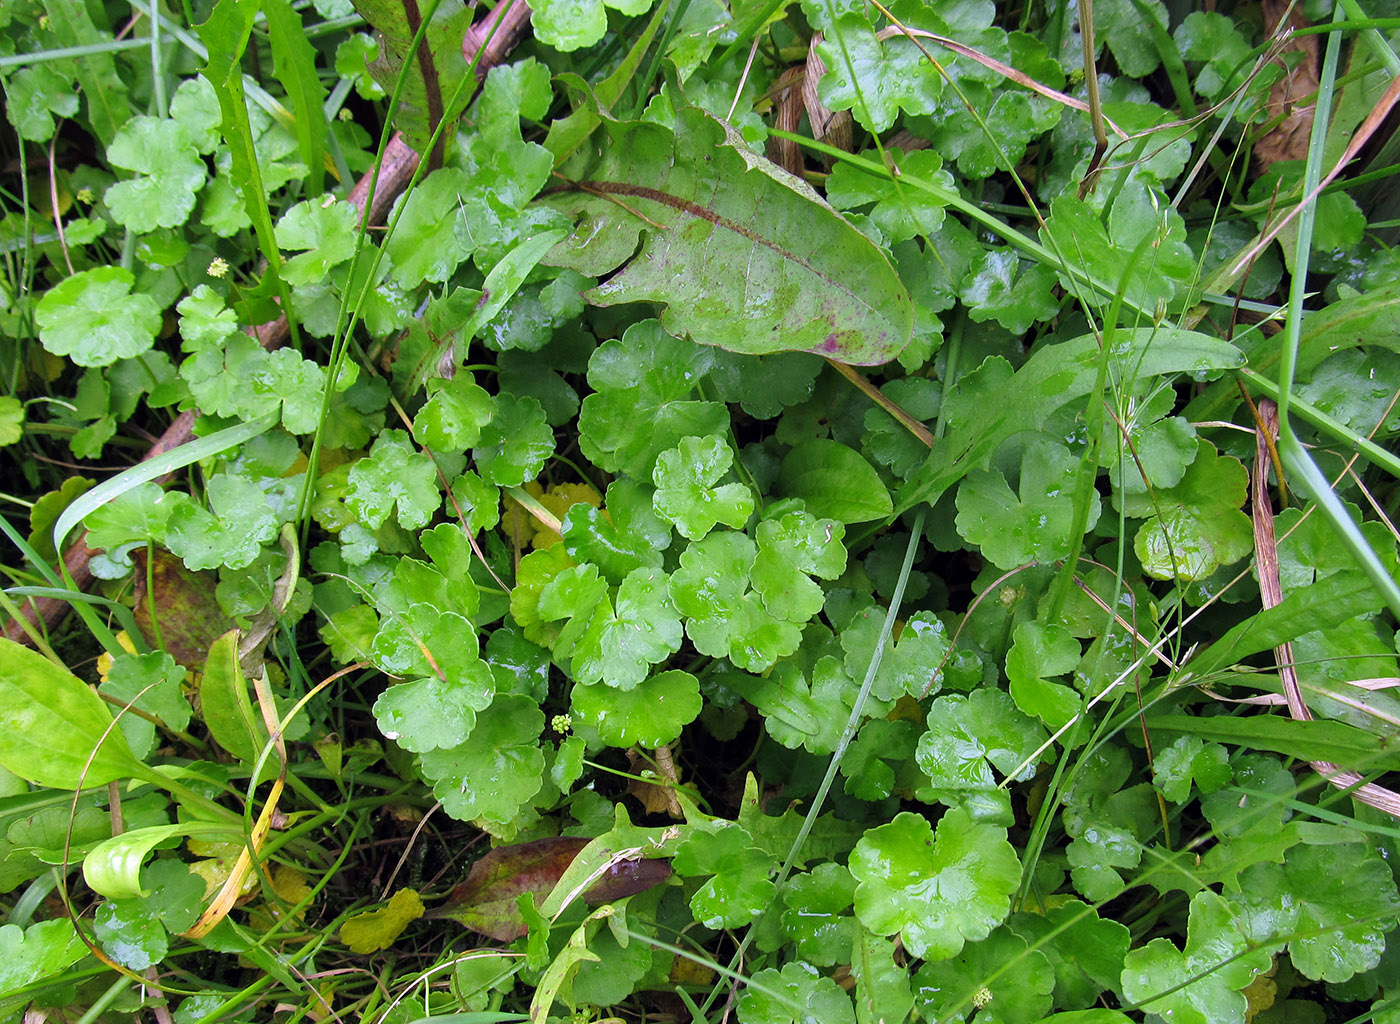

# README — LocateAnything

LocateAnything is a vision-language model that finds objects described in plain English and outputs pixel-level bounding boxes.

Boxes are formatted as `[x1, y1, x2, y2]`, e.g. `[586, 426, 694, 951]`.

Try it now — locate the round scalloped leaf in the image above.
[1231, 842, 1400, 982]
[1121, 890, 1271, 1024]
[739, 960, 856, 1024]
[421, 694, 545, 826]
[473, 394, 555, 486]
[652, 434, 754, 540]
[0, 920, 93, 993]
[1127, 440, 1251, 581]
[373, 675, 481, 753]
[850, 808, 1020, 961]
[912, 926, 1055, 1024]
[103, 116, 206, 231]
[36, 267, 161, 368]
[916, 688, 1047, 794]
[571, 669, 701, 748]
[673, 822, 778, 930]
[414, 373, 497, 451]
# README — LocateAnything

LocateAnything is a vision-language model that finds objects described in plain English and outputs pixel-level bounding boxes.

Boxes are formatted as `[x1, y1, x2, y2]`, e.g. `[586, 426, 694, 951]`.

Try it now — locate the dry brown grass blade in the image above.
[825, 360, 936, 449]
[3, 1, 534, 647]
[1253, 399, 1400, 818]
[803, 32, 853, 158]
[766, 66, 806, 176]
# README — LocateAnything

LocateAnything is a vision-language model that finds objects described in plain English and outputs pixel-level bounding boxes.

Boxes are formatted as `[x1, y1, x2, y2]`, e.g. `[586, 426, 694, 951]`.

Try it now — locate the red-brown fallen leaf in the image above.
[430, 836, 671, 940]
[132, 547, 234, 669]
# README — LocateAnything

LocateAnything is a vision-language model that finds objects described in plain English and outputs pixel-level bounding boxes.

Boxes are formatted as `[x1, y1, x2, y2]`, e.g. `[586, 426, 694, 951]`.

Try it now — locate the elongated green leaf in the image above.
[57, 412, 276, 554]
[262, 0, 328, 195]
[541, 105, 913, 365]
[198, 0, 285, 279]
[463, 230, 570, 341]
[896, 329, 1243, 512]
[778, 440, 893, 524]
[1187, 570, 1386, 681]
[198, 631, 274, 778]
[84, 822, 241, 899]
[1144, 714, 1398, 772]
[0, 639, 145, 789]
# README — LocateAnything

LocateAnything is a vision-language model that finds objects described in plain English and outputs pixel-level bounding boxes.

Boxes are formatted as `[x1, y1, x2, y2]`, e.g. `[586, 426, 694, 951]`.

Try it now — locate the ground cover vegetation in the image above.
[2, 0, 1400, 1019]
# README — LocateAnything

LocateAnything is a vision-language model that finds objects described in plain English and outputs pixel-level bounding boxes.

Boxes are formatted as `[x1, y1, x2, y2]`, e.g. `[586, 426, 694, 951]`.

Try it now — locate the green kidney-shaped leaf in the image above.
[1120, 890, 1271, 1024]
[542, 105, 912, 364]
[1127, 440, 1252, 581]
[0, 638, 144, 789]
[0, 920, 92, 993]
[572, 670, 702, 747]
[36, 267, 161, 368]
[739, 960, 856, 1024]
[849, 808, 1021, 961]
[778, 439, 893, 523]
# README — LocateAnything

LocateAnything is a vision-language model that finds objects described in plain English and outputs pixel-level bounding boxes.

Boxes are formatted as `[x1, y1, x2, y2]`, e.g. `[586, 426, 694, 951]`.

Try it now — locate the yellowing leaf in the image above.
[339, 888, 425, 954]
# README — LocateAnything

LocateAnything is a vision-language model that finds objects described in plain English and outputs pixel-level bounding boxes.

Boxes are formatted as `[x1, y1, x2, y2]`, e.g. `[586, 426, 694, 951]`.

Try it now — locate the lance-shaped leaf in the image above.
[0, 638, 146, 789]
[540, 104, 913, 365]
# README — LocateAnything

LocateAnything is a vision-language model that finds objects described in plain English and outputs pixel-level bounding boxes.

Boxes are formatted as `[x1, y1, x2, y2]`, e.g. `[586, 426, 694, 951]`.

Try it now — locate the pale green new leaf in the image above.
[104, 116, 206, 231]
[652, 434, 755, 540]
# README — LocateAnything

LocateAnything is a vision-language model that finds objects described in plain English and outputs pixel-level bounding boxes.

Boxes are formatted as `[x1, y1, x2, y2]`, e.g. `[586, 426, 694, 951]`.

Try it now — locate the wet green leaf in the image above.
[37, 267, 161, 368]
[669, 531, 801, 672]
[1121, 891, 1272, 1024]
[420, 694, 545, 826]
[739, 960, 856, 1024]
[652, 434, 754, 540]
[956, 438, 1099, 570]
[166, 474, 279, 571]
[571, 669, 701, 747]
[913, 926, 1055, 1024]
[543, 107, 912, 364]
[1125, 440, 1254, 581]
[777, 439, 892, 524]
[347, 429, 440, 530]
[850, 808, 1021, 961]
[673, 821, 777, 930]
[1230, 842, 1400, 982]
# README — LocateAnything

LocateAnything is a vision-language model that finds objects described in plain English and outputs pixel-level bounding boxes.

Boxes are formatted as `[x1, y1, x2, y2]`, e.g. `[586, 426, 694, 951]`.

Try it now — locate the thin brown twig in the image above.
[825, 360, 936, 448]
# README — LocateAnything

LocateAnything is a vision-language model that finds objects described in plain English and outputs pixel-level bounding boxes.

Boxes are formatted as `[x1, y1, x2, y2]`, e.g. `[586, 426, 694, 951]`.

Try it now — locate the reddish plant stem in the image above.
[4, 1, 533, 645]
